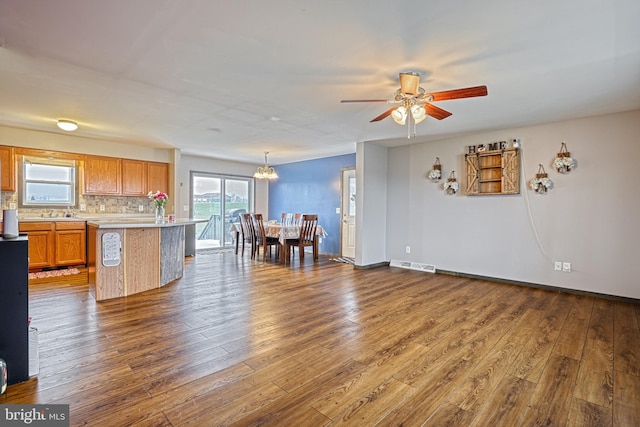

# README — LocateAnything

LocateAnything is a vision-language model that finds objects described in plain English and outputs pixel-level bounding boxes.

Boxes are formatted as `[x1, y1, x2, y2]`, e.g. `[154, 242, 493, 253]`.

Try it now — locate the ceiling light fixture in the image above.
[253, 151, 278, 180]
[56, 119, 78, 131]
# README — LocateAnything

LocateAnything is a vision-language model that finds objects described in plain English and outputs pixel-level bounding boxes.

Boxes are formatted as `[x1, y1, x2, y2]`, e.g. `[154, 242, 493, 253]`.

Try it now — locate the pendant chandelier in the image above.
[253, 151, 278, 180]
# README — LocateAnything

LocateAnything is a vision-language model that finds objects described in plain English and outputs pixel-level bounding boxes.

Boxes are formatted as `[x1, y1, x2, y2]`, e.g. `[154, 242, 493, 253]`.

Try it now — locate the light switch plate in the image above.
[138, 205, 144, 212]
[562, 262, 571, 272]
[554, 262, 562, 271]
[80, 204, 86, 211]
[183, 205, 189, 212]
[99, 205, 105, 212]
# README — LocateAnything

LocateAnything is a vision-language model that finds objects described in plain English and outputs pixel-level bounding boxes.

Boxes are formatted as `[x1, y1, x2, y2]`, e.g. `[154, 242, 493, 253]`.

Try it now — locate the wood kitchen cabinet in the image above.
[84, 155, 168, 196]
[147, 161, 169, 193]
[122, 159, 147, 196]
[19, 222, 55, 270]
[83, 156, 121, 195]
[54, 221, 87, 266]
[19, 221, 87, 270]
[0, 145, 16, 192]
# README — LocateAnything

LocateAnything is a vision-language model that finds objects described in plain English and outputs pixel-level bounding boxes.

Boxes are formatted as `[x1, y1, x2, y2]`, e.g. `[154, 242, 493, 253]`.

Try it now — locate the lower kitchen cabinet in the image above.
[18, 222, 55, 270]
[19, 221, 86, 270]
[54, 222, 87, 266]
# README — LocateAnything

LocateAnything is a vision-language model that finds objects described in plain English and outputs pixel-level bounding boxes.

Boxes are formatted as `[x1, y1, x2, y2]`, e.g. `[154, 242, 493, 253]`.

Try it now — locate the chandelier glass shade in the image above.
[254, 152, 278, 180]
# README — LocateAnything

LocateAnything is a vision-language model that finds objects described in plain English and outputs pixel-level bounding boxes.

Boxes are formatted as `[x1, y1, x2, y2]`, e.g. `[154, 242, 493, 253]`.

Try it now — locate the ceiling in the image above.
[1, 1, 639, 166]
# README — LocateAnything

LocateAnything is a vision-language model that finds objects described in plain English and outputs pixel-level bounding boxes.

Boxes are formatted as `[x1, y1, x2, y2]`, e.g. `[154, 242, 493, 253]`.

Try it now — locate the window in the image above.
[21, 156, 77, 207]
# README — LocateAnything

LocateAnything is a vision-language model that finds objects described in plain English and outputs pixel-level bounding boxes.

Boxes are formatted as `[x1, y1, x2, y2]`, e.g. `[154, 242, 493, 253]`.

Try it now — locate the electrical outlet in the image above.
[562, 262, 571, 272]
[138, 205, 144, 212]
[183, 205, 189, 212]
[99, 204, 105, 212]
[9, 202, 16, 209]
[405, 246, 411, 254]
[554, 262, 562, 271]
[80, 204, 86, 211]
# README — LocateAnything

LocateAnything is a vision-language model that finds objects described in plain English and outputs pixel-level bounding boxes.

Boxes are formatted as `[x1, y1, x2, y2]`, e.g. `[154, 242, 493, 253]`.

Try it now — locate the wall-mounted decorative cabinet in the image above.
[465, 148, 520, 195]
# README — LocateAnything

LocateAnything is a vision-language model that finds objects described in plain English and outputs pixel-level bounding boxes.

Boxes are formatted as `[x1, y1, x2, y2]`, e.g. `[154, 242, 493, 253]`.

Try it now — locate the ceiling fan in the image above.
[341, 72, 488, 137]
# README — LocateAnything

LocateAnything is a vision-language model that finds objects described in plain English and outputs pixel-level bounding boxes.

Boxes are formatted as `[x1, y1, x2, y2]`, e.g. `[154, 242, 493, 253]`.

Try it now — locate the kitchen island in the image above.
[87, 218, 205, 301]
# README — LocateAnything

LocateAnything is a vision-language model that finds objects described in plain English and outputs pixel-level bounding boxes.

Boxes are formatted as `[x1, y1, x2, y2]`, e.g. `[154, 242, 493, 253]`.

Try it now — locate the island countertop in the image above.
[86, 218, 207, 229]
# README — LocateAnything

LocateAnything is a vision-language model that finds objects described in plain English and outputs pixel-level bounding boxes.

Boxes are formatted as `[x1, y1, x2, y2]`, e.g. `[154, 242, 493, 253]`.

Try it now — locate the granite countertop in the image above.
[8, 215, 208, 227]
[86, 218, 208, 229]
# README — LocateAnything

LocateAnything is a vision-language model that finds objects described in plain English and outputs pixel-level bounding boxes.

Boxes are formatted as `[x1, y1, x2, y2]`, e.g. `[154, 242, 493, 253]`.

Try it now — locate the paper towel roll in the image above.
[2, 209, 18, 239]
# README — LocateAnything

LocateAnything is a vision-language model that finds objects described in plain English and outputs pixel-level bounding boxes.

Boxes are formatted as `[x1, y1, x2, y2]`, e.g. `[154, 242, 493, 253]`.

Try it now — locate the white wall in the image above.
[386, 109, 640, 299]
[0, 126, 170, 163]
[356, 141, 388, 266]
[0, 126, 267, 218]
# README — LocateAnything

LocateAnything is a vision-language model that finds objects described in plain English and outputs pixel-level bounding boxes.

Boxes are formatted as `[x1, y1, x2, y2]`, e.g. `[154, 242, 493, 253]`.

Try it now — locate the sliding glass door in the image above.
[191, 172, 253, 250]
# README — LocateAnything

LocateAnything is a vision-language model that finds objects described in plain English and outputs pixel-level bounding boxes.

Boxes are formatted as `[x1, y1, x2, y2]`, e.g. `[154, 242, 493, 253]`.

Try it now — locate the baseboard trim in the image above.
[354, 261, 390, 270]
[436, 269, 640, 303]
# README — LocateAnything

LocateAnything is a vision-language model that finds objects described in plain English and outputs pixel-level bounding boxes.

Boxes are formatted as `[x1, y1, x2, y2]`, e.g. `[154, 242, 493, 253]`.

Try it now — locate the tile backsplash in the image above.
[1, 192, 160, 217]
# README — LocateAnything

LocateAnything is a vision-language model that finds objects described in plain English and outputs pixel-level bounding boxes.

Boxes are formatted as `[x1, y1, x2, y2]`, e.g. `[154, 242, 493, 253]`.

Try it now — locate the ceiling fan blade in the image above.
[428, 85, 488, 102]
[370, 108, 395, 122]
[340, 99, 389, 103]
[425, 103, 452, 120]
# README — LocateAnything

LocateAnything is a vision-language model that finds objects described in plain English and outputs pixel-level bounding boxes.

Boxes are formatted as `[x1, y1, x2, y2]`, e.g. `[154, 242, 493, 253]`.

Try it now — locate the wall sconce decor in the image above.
[530, 164, 553, 194]
[428, 157, 442, 182]
[443, 171, 459, 195]
[553, 141, 576, 174]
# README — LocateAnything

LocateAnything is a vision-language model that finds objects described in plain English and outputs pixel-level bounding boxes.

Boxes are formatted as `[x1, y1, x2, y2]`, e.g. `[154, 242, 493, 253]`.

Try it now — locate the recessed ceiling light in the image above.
[269, 116, 281, 122]
[57, 119, 78, 131]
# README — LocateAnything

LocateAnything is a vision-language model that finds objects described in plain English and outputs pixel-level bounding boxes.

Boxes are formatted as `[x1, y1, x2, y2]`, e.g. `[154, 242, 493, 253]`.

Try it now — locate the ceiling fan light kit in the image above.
[341, 72, 488, 138]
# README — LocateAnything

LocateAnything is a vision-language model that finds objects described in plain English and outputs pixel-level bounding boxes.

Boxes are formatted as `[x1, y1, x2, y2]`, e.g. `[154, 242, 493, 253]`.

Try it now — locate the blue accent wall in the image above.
[268, 153, 356, 255]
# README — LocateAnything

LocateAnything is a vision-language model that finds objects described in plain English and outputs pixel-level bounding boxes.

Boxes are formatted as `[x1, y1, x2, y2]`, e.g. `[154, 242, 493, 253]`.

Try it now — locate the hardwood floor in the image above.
[3, 251, 639, 426]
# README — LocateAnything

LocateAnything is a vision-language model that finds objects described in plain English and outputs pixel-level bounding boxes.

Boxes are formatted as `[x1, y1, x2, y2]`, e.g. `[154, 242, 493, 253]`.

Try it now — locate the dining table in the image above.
[230, 220, 327, 263]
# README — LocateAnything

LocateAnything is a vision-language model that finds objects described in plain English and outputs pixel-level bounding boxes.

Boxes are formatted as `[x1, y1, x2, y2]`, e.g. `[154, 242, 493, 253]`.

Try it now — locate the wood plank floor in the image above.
[2, 251, 639, 426]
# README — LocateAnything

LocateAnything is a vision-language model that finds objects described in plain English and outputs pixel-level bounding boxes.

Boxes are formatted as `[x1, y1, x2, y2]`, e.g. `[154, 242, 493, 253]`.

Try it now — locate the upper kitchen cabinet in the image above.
[147, 161, 169, 194]
[122, 160, 169, 196]
[122, 159, 147, 196]
[83, 156, 121, 195]
[0, 145, 16, 192]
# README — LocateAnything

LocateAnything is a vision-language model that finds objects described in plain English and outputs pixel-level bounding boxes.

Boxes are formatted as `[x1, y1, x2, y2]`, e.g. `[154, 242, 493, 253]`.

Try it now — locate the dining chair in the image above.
[285, 214, 318, 263]
[238, 213, 254, 256]
[281, 212, 294, 225]
[252, 213, 280, 261]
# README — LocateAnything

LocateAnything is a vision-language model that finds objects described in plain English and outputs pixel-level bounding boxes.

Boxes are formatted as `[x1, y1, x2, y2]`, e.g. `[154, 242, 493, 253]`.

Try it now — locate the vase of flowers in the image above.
[443, 171, 459, 195]
[148, 191, 168, 223]
[553, 141, 576, 174]
[428, 157, 442, 182]
[530, 165, 553, 194]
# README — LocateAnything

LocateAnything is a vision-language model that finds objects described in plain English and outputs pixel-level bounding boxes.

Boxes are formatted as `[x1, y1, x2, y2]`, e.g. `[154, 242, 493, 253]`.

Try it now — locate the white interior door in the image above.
[341, 168, 356, 258]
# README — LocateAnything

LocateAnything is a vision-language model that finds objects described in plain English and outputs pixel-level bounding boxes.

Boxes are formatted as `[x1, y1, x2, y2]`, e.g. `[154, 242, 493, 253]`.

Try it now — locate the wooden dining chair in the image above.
[281, 212, 294, 225]
[251, 213, 280, 261]
[285, 214, 318, 263]
[238, 213, 254, 256]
